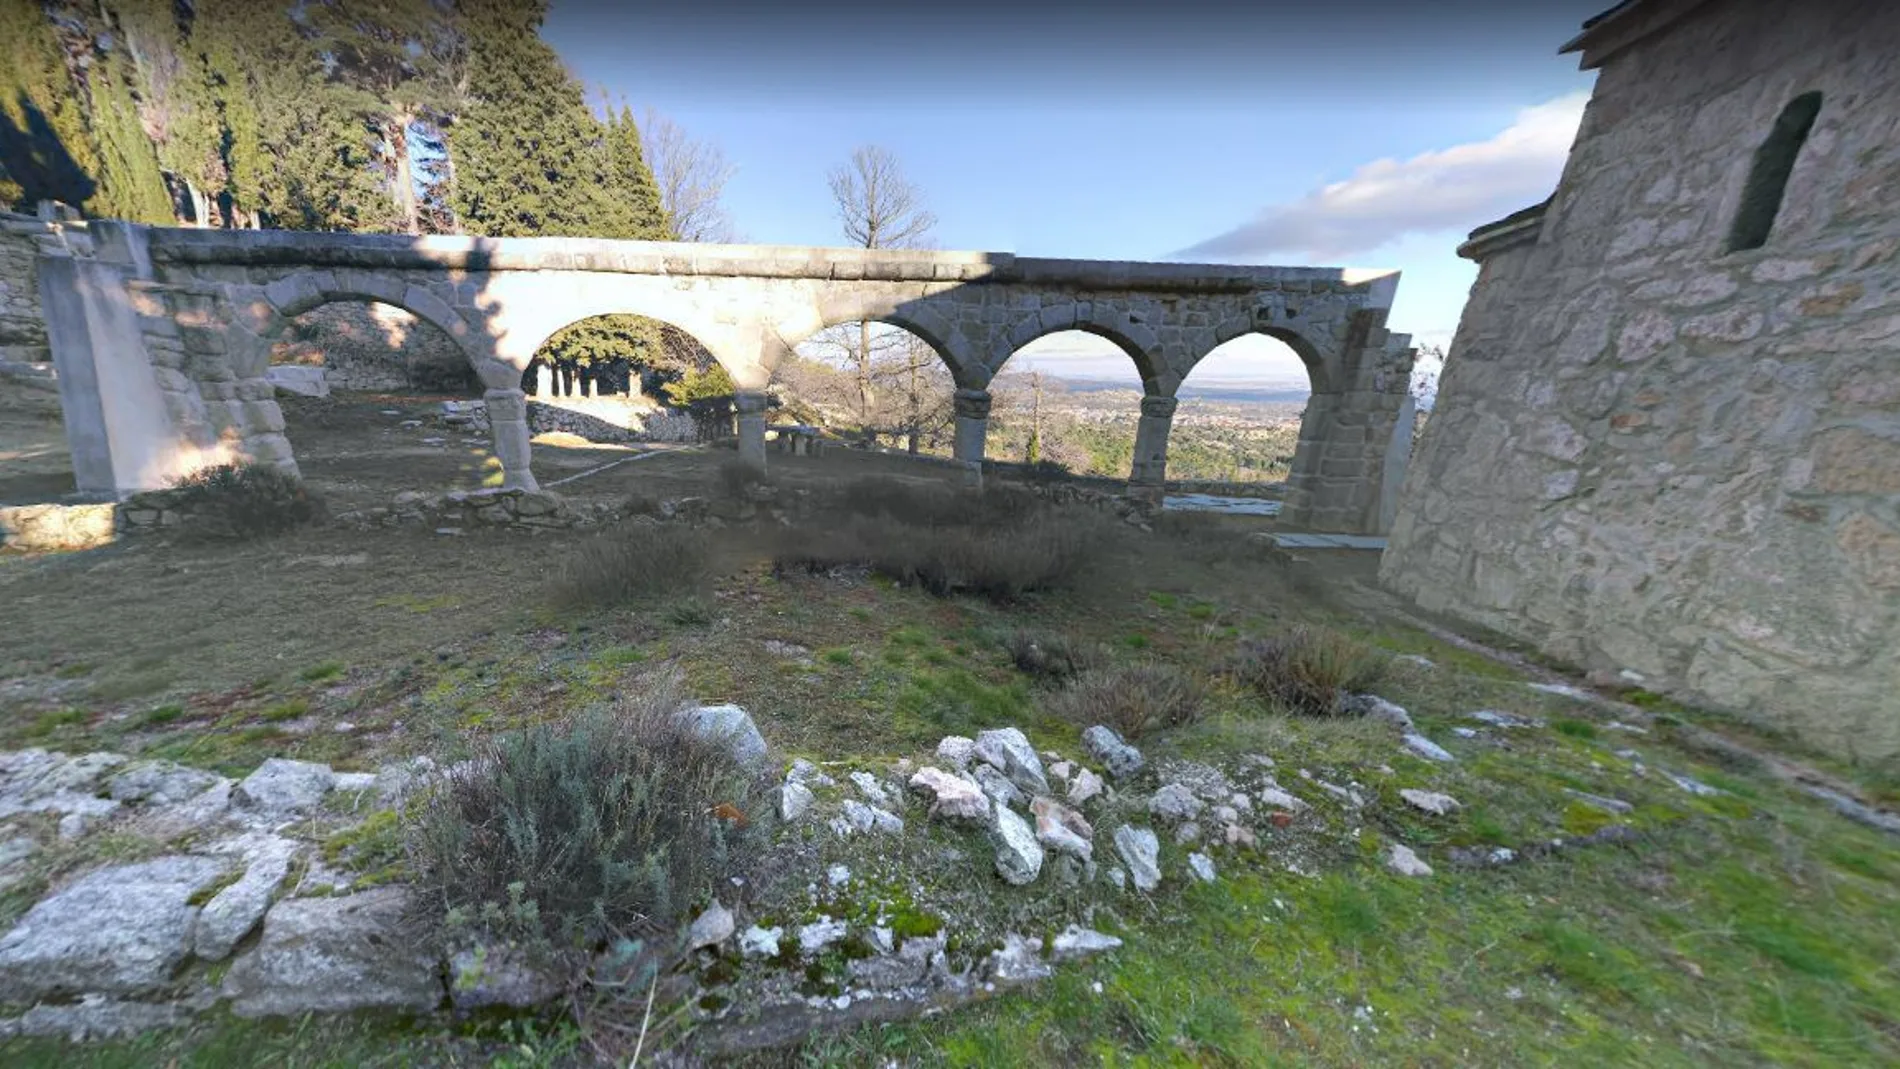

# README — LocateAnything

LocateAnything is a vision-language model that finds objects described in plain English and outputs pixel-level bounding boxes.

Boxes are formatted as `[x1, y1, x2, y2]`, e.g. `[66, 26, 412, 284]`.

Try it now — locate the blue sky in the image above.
[544, 1, 1606, 390]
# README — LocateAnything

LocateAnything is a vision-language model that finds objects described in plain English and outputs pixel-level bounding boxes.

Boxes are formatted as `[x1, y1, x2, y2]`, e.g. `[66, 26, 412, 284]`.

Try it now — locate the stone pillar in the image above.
[735, 390, 768, 472]
[952, 387, 992, 488]
[1376, 393, 1417, 535]
[484, 388, 538, 491]
[1127, 394, 1177, 503]
[534, 362, 553, 398]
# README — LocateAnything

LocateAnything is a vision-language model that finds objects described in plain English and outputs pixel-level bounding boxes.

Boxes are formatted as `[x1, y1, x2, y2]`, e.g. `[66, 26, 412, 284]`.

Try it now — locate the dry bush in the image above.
[548, 523, 710, 610]
[408, 671, 770, 951]
[1049, 661, 1208, 740]
[772, 512, 1101, 604]
[829, 475, 1042, 529]
[716, 456, 766, 499]
[1003, 629, 1098, 683]
[166, 462, 325, 542]
[1226, 626, 1387, 717]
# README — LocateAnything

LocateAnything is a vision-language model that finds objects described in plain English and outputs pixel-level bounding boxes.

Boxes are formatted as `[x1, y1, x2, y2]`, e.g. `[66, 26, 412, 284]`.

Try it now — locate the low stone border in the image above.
[0, 502, 118, 553]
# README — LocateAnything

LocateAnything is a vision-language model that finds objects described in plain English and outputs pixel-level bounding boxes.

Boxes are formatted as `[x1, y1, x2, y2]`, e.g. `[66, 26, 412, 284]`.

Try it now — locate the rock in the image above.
[1067, 768, 1105, 806]
[447, 943, 562, 1011]
[1030, 796, 1093, 861]
[1049, 761, 1073, 782]
[1387, 843, 1434, 877]
[1528, 682, 1590, 701]
[1224, 823, 1258, 847]
[104, 761, 225, 806]
[1174, 821, 1202, 845]
[0, 855, 229, 1000]
[1399, 789, 1461, 816]
[972, 763, 1023, 810]
[1082, 725, 1144, 779]
[233, 758, 336, 818]
[798, 917, 849, 956]
[0, 750, 128, 819]
[687, 902, 735, 951]
[935, 736, 976, 770]
[194, 836, 298, 961]
[681, 704, 769, 771]
[1468, 710, 1535, 728]
[1563, 789, 1634, 814]
[370, 757, 437, 804]
[1149, 783, 1205, 822]
[332, 772, 377, 792]
[1187, 852, 1217, 882]
[1112, 826, 1161, 892]
[849, 932, 946, 989]
[827, 863, 852, 887]
[739, 925, 783, 960]
[834, 800, 903, 836]
[991, 805, 1045, 885]
[1341, 694, 1414, 731]
[221, 887, 441, 1018]
[1401, 734, 1456, 763]
[849, 771, 892, 805]
[1051, 925, 1123, 962]
[1, 995, 193, 1041]
[987, 934, 1052, 983]
[974, 728, 1050, 796]
[1665, 771, 1723, 797]
[1106, 866, 1127, 890]
[778, 782, 815, 823]
[1154, 760, 1233, 801]
[1229, 792, 1254, 812]
[57, 812, 90, 840]
[786, 758, 835, 788]
[1395, 654, 1436, 670]
[907, 767, 990, 823]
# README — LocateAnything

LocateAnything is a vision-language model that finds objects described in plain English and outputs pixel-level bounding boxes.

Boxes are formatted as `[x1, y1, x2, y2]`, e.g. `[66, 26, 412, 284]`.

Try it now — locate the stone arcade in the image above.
[1381, 0, 1900, 759]
[26, 220, 1417, 534]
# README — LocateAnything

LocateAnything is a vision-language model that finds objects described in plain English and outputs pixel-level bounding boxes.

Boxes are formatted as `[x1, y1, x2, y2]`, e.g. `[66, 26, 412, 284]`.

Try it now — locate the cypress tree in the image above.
[600, 104, 669, 240]
[86, 43, 175, 223]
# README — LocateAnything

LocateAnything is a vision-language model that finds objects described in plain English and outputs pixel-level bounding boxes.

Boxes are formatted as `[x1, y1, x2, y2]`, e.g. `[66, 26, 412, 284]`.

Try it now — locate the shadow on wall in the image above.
[0, 92, 98, 212]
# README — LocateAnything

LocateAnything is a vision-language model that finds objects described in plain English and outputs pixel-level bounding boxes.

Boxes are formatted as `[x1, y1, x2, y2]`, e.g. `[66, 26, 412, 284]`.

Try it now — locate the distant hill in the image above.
[1043, 375, 1311, 406]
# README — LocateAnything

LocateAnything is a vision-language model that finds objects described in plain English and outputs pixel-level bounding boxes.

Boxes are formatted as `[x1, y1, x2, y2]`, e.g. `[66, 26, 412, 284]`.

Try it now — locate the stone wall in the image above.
[269, 301, 477, 393]
[0, 359, 61, 417]
[0, 215, 49, 364]
[1380, 0, 1900, 761]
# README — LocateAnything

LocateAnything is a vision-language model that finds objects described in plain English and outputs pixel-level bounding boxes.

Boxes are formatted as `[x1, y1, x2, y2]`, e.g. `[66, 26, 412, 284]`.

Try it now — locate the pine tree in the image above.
[0, 0, 100, 210]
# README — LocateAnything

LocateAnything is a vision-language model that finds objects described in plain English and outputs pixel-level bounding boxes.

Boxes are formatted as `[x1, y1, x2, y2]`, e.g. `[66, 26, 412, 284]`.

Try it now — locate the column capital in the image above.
[733, 390, 769, 415]
[954, 387, 992, 419]
[1139, 394, 1178, 419]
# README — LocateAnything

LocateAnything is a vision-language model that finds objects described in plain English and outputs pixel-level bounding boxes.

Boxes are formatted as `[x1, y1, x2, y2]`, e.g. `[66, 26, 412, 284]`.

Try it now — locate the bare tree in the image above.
[639, 108, 736, 243]
[825, 145, 937, 431]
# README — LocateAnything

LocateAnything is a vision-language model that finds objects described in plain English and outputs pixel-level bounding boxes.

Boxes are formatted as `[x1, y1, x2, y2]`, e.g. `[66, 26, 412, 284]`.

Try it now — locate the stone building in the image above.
[1381, 0, 1900, 760]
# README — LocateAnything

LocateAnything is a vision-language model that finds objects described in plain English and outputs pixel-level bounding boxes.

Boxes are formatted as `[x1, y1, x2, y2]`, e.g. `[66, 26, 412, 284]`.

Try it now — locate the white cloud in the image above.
[1176, 92, 1589, 262]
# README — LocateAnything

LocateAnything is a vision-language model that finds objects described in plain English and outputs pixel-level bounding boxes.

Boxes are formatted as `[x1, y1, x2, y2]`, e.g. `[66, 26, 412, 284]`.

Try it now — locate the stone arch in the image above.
[1195, 315, 1334, 394]
[802, 304, 984, 389]
[245, 271, 508, 390]
[993, 304, 1165, 393]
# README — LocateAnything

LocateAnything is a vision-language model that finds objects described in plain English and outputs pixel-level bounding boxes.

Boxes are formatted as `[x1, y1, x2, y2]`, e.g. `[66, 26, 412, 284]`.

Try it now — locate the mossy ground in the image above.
[2, 445, 1896, 1067]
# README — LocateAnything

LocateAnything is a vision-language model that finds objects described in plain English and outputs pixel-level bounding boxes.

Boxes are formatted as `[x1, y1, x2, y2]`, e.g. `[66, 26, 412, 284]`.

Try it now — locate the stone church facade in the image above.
[1380, 0, 1900, 760]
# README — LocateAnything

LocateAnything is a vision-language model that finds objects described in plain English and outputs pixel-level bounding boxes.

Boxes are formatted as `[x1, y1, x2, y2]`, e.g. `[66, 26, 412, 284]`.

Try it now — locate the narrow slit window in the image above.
[1726, 91, 1824, 253]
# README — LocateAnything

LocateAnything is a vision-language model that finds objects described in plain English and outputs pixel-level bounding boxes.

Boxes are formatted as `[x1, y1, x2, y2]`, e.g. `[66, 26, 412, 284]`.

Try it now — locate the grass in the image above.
[2, 447, 1898, 1066]
[546, 523, 712, 611]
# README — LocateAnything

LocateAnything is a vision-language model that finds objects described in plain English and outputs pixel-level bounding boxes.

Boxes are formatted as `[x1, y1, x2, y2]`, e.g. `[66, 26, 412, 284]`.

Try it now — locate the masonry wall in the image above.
[1380, 0, 1900, 761]
[0, 215, 49, 364]
[270, 302, 477, 393]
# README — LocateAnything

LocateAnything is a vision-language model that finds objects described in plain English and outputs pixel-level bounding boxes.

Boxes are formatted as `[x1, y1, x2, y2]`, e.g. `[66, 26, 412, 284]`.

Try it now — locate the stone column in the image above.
[1127, 394, 1178, 503]
[534, 362, 553, 398]
[484, 388, 539, 491]
[735, 390, 768, 472]
[952, 387, 992, 488]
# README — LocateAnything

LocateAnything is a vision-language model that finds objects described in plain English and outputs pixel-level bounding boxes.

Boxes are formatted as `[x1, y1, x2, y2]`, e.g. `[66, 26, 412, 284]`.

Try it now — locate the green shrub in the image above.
[1049, 661, 1208, 740]
[409, 672, 770, 950]
[548, 523, 711, 610]
[166, 462, 323, 541]
[1225, 626, 1386, 717]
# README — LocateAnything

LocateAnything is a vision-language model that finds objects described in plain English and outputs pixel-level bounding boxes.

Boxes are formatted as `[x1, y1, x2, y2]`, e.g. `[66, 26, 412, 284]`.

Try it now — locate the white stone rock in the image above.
[1213, 805, 1240, 824]
[1387, 843, 1434, 877]
[370, 757, 436, 805]
[935, 736, 976, 770]
[974, 728, 1050, 796]
[1049, 761, 1073, 782]
[104, 761, 225, 807]
[1066, 767, 1104, 805]
[1081, 725, 1144, 779]
[233, 758, 336, 818]
[739, 925, 783, 959]
[681, 704, 769, 771]
[331, 771, 377, 792]
[991, 804, 1045, 885]
[1174, 821, 1202, 845]
[972, 763, 1023, 810]
[849, 770, 891, 805]
[1342, 694, 1414, 731]
[1106, 866, 1127, 890]
[1400, 789, 1461, 815]
[1, 995, 192, 1041]
[1229, 792, 1254, 812]
[987, 933, 1052, 983]
[835, 800, 903, 836]
[1187, 852, 1217, 882]
[1149, 783, 1205, 822]
[1401, 733, 1456, 763]
[194, 836, 299, 961]
[0, 855, 230, 1000]
[1051, 925, 1123, 962]
[687, 902, 735, 951]
[827, 863, 852, 887]
[1030, 796, 1093, 861]
[447, 942, 561, 1011]
[1665, 771, 1722, 797]
[798, 917, 849, 956]
[779, 782, 815, 823]
[0, 750, 128, 820]
[220, 887, 441, 1018]
[1113, 826, 1161, 892]
[908, 766, 990, 823]
[1255, 786, 1309, 812]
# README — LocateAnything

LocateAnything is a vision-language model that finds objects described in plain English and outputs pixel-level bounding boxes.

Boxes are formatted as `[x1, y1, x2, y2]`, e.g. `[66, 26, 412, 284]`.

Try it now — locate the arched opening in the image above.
[1726, 91, 1823, 254]
[0, 359, 72, 505]
[985, 329, 1149, 480]
[523, 314, 735, 447]
[264, 299, 495, 508]
[1165, 331, 1315, 515]
[782, 319, 957, 456]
